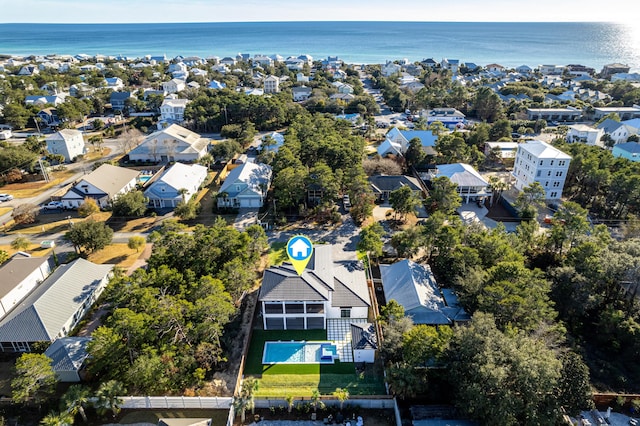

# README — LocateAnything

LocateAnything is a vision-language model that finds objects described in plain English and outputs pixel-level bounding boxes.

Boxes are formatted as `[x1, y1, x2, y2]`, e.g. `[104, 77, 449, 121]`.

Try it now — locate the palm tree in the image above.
[95, 380, 126, 418]
[62, 384, 90, 423]
[332, 388, 349, 411]
[40, 410, 74, 426]
[233, 395, 249, 423]
[178, 188, 189, 204]
[198, 153, 214, 168]
[488, 175, 508, 207]
[285, 394, 295, 413]
[10, 236, 30, 252]
[241, 377, 259, 415]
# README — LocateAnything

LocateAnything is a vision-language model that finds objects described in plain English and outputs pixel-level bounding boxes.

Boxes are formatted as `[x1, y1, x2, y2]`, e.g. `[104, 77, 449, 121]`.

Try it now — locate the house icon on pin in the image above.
[289, 238, 312, 260]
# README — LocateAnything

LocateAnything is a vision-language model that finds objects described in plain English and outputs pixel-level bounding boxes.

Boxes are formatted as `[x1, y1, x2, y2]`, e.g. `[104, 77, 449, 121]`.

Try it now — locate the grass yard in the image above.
[268, 241, 288, 266]
[244, 330, 386, 397]
[0, 243, 52, 257]
[88, 243, 141, 269]
[1, 170, 76, 198]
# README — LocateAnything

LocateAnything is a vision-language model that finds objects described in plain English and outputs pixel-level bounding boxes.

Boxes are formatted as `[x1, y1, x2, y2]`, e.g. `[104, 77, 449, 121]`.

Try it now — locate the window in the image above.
[559, 160, 566, 166]
[536, 170, 541, 177]
[306, 303, 324, 314]
[556, 171, 563, 177]
[550, 192, 558, 198]
[285, 303, 304, 314]
[553, 181, 560, 187]
[547, 171, 552, 176]
[264, 303, 283, 314]
[340, 308, 351, 318]
[539, 160, 544, 165]
[550, 160, 554, 166]
[545, 181, 549, 187]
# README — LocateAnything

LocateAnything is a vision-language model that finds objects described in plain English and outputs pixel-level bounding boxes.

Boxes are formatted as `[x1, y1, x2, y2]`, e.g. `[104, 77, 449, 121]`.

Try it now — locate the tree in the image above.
[0, 250, 9, 265]
[349, 191, 375, 225]
[10, 236, 30, 252]
[65, 219, 114, 256]
[389, 185, 421, 221]
[357, 223, 385, 259]
[61, 384, 90, 423]
[310, 389, 325, 413]
[448, 313, 562, 425]
[128, 236, 146, 253]
[174, 200, 200, 220]
[78, 197, 100, 217]
[210, 139, 242, 162]
[427, 176, 461, 214]
[386, 363, 426, 400]
[472, 86, 503, 122]
[40, 411, 74, 426]
[332, 388, 349, 411]
[488, 175, 508, 206]
[557, 352, 594, 416]
[514, 181, 545, 219]
[12, 203, 39, 225]
[551, 201, 590, 253]
[112, 191, 148, 217]
[89, 134, 104, 153]
[95, 380, 126, 418]
[241, 377, 259, 416]
[405, 137, 426, 171]
[11, 353, 57, 405]
[402, 324, 453, 367]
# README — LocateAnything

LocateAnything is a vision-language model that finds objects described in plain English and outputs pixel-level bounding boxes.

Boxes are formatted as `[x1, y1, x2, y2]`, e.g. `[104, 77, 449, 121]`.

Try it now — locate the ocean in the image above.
[1, 21, 639, 71]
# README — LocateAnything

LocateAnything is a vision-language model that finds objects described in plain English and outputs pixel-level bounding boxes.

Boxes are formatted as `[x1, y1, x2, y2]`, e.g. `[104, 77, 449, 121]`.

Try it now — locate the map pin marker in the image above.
[286, 235, 313, 275]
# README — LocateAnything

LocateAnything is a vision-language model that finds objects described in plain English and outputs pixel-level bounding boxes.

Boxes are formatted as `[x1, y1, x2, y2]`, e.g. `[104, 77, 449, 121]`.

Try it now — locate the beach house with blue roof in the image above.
[377, 127, 438, 157]
[613, 142, 640, 162]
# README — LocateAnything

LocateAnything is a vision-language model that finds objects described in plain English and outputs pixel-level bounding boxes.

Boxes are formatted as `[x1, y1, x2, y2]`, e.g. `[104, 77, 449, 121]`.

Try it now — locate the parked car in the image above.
[43, 201, 64, 210]
[343, 194, 351, 211]
[0, 193, 13, 202]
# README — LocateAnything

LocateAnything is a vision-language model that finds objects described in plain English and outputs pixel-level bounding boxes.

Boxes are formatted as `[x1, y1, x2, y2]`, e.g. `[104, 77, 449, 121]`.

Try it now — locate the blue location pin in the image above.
[286, 235, 313, 275]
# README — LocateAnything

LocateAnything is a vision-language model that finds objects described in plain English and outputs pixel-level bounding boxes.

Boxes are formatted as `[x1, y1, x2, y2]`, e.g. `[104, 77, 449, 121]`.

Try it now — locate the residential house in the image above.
[37, 107, 60, 128]
[104, 77, 124, 90]
[109, 91, 134, 112]
[526, 107, 582, 122]
[168, 62, 188, 75]
[128, 124, 210, 163]
[17, 65, 39, 76]
[485, 63, 505, 73]
[208, 80, 226, 90]
[422, 108, 466, 129]
[298, 54, 313, 66]
[332, 82, 353, 94]
[350, 323, 377, 363]
[612, 142, 640, 162]
[218, 162, 272, 208]
[593, 106, 640, 121]
[292, 86, 312, 102]
[69, 83, 95, 98]
[144, 163, 208, 209]
[263, 75, 280, 93]
[253, 55, 274, 68]
[484, 142, 518, 159]
[601, 63, 630, 78]
[380, 259, 469, 326]
[368, 175, 424, 204]
[0, 258, 113, 352]
[421, 58, 438, 68]
[25, 94, 66, 106]
[211, 64, 229, 74]
[538, 64, 565, 75]
[45, 129, 86, 162]
[219, 57, 236, 67]
[261, 132, 285, 152]
[377, 128, 438, 157]
[296, 72, 310, 83]
[0, 253, 54, 320]
[566, 124, 605, 147]
[611, 73, 640, 83]
[159, 97, 189, 126]
[512, 140, 572, 200]
[382, 61, 401, 77]
[426, 163, 490, 203]
[441, 58, 460, 74]
[330, 93, 355, 102]
[259, 244, 370, 330]
[163, 78, 186, 94]
[43, 337, 91, 382]
[61, 164, 139, 209]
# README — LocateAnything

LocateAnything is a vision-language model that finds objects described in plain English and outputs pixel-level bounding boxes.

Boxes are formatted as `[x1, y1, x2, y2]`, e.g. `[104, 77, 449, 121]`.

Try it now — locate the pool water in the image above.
[262, 341, 339, 364]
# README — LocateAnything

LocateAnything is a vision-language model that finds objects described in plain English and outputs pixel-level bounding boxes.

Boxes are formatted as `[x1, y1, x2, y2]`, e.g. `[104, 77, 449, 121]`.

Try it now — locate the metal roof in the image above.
[0, 259, 113, 342]
[0, 254, 53, 299]
[351, 322, 378, 350]
[44, 336, 91, 373]
[434, 163, 489, 188]
[77, 164, 139, 198]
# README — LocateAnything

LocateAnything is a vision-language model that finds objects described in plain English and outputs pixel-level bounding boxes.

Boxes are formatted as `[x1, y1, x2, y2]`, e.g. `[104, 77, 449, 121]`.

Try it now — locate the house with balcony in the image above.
[377, 128, 438, 157]
[60, 164, 139, 209]
[263, 75, 280, 93]
[512, 140, 571, 200]
[566, 124, 605, 147]
[292, 86, 312, 102]
[217, 162, 271, 208]
[422, 108, 466, 129]
[425, 163, 490, 203]
[109, 91, 134, 112]
[159, 96, 189, 127]
[259, 244, 370, 330]
[0, 258, 113, 352]
[45, 129, 86, 162]
[144, 163, 208, 209]
[162, 78, 186, 94]
[128, 124, 210, 163]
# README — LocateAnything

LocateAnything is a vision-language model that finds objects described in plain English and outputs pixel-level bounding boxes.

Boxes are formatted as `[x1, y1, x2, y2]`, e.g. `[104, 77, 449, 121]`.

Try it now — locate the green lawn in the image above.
[268, 241, 289, 267]
[244, 330, 386, 397]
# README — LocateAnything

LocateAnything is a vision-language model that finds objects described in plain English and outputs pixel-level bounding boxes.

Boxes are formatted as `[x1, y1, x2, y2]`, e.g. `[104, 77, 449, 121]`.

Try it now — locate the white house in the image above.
[377, 128, 438, 157]
[218, 162, 272, 208]
[484, 142, 518, 159]
[0, 258, 113, 352]
[45, 129, 86, 162]
[441, 58, 460, 74]
[512, 140, 572, 200]
[44, 337, 91, 382]
[566, 124, 605, 147]
[128, 124, 210, 163]
[61, 164, 139, 209]
[292, 86, 312, 102]
[351, 323, 377, 364]
[259, 244, 370, 330]
[144, 163, 208, 209]
[380, 259, 469, 326]
[263, 75, 280, 94]
[162, 78, 186, 94]
[0, 253, 54, 320]
[382, 62, 402, 77]
[597, 118, 635, 145]
[159, 97, 189, 126]
[422, 108, 466, 129]
[427, 163, 490, 203]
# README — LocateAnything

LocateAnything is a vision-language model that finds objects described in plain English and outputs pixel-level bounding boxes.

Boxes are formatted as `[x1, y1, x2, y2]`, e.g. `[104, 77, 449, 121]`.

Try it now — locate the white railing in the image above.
[253, 398, 395, 410]
[120, 396, 233, 410]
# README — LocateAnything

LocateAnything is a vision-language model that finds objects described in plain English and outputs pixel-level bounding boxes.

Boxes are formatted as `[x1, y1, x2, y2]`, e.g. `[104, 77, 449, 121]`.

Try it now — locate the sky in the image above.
[0, 0, 635, 24]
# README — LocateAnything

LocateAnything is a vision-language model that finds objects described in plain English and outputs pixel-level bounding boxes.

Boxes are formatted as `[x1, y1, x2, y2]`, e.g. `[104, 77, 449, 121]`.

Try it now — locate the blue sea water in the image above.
[1, 21, 639, 70]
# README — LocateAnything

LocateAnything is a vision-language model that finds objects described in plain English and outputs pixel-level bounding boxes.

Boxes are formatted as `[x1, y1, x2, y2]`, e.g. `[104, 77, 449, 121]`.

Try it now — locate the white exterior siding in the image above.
[512, 140, 571, 200]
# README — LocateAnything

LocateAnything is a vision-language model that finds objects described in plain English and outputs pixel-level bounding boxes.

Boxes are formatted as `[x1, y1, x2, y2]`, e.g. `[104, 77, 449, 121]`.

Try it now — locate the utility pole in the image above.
[223, 105, 229, 125]
[38, 158, 50, 182]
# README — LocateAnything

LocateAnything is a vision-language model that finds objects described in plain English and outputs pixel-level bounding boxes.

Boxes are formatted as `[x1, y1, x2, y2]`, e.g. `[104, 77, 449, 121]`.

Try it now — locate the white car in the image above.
[0, 193, 13, 202]
[43, 201, 64, 210]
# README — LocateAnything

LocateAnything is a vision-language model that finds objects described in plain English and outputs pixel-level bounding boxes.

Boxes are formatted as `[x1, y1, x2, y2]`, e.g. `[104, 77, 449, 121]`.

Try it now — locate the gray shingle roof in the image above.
[369, 175, 422, 194]
[0, 254, 53, 299]
[77, 164, 139, 198]
[44, 337, 91, 373]
[351, 322, 378, 350]
[0, 259, 113, 342]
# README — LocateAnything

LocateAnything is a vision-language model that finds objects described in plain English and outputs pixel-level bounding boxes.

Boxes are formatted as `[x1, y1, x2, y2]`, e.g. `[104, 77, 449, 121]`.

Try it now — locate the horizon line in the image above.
[0, 19, 625, 25]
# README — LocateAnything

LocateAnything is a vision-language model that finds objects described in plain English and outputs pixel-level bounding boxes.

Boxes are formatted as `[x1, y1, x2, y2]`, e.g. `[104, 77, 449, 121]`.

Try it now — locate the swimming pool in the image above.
[262, 341, 339, 364]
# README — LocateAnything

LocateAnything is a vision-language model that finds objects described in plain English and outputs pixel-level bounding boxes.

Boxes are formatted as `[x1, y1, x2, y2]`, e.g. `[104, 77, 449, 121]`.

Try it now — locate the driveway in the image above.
[234, 208, 259, 230]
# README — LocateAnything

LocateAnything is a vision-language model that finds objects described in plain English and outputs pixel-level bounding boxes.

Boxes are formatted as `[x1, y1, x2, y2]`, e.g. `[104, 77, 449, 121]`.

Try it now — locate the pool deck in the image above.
[327, 318, 367, 363]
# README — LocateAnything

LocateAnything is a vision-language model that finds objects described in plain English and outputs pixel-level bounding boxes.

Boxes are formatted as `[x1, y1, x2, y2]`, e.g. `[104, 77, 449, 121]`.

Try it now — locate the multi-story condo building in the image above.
[512, 140, 571, 200]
